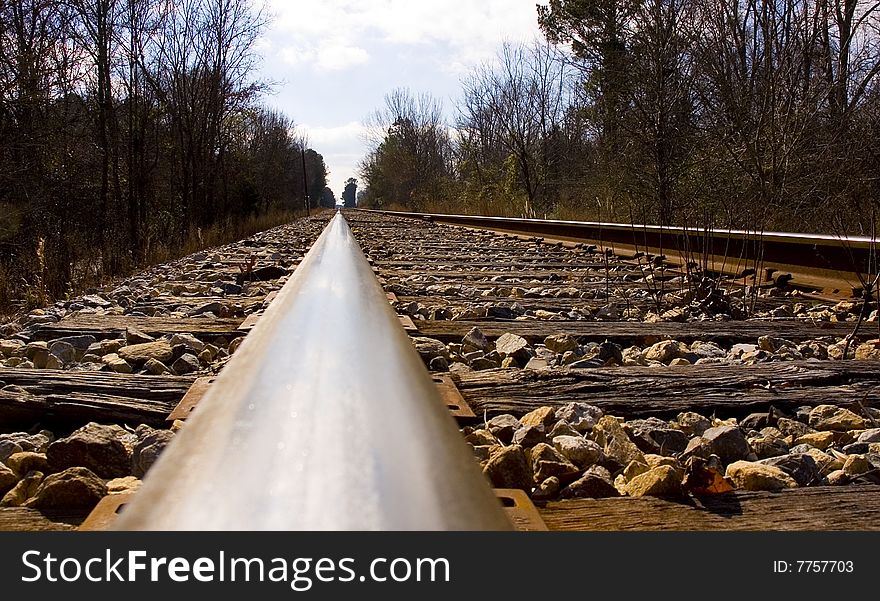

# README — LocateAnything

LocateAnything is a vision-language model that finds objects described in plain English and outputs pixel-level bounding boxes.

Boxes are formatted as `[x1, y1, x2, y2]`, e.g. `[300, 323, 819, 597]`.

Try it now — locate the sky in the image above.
[256, 0, 544, 199]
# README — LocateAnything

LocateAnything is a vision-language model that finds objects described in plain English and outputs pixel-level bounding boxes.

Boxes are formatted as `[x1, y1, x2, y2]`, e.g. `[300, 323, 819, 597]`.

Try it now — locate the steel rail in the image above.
[113, 212, 511, 530]
[365, 210, 876, 292]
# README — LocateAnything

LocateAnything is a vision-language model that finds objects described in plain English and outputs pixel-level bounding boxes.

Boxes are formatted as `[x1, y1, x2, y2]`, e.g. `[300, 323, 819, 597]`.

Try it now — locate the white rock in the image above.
[552, 435, 602, 467]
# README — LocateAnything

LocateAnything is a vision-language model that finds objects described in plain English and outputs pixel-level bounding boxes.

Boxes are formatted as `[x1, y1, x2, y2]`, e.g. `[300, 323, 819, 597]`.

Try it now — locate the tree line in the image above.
[358, 0, 880, 238]
[0, 0, 330, 311]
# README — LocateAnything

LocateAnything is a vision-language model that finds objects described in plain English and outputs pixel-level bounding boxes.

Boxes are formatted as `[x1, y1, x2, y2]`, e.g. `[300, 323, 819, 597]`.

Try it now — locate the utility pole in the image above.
[301, 148, 310, 216]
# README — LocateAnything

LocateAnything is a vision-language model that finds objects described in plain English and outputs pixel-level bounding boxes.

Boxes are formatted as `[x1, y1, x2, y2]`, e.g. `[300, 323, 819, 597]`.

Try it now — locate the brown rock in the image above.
[855, 340, 880, 360]
[544, 333, 579, 353]
[528, 443, 579, 483]
[560, 467, 620, 499]
[106, 476, 142, 495]
[682, 425, 751, 465]
[808, 405, 866, 432]
[131, 426, 174, 478]
[229, 337, 244, 354]
[776, 417, 815, 438]
[749, 436, 790, 459]
[621, 460, 650, 483]
[804, 448, 844, 475]
[552, 435, 603, 468]
[532, 476, 561, 501]
[524, 357, 549, 370]
[495, 333, 531, 363]
[0, 472, 43, 507]
[471, 444, 491, 463]
[674, 412, 712, 437]
[171, 353, 200, 375]
[4, 452, 48, 477]
[125, 327, 155, 344]
[143, 358, 171, 375]
[623, 465, 683, 497]
[118, 340, 174, 364]
[594, 416, 645, 466]
[725, 461, 798, 491]
[826, 469, 849, 485]
[643, 340, 688, 364]
[464, 429, 498, 447]
[757, 454, 821, 487]
[0, 462, 17, 496]
[461, 327, 490, 352]
[23, 467, 106, 510]
[486, 414, 520, 443]
[843, 454, 872, 477]
[482, 445, 532, 491]
[554, 402, 603, 433]
[47, 423, 135, 478]
[793, 431, 837, 450]
[101, 353, 133, 373]
[548, 421, 580, 439]
[645, 455, 683, 470]
[411, 337, 449, 362]
[512, 424, 546, 447]
[520, 406, 556, 429]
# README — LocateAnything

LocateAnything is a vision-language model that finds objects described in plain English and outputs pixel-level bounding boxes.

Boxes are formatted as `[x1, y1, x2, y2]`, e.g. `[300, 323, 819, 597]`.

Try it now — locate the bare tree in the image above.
[0, 0, 313, 312]
[360, 88, 454, 209]
[457, 41, 571, 216]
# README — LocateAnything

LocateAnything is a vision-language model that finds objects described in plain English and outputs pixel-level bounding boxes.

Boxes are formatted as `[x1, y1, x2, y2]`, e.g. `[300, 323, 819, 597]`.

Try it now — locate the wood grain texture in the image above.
[452, 361, 880, 419]
[0, 508, 85, 531]
[30, 315, 245, 341]
[0, 368, 194, 429]
[539, 485, 880, 531]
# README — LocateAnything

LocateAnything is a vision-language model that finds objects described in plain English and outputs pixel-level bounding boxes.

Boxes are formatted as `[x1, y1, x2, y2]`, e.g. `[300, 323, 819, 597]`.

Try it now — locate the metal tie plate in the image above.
[398, 314, 418, 332]
[167, 376, 215, 422]
[494, 489, 548, 531]
[432, 373, 476, 420]
[78, 493, 133, 531]
[81, 491, 546, 531]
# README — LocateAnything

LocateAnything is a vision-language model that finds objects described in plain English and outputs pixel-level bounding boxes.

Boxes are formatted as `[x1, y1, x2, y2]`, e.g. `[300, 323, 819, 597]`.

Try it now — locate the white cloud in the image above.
[317, 43, 369, 70]
[298, 121, 368, 147]
[259, 1, 545, 195]
[265, 0, 540, 72]
[279, 38, 369, 71]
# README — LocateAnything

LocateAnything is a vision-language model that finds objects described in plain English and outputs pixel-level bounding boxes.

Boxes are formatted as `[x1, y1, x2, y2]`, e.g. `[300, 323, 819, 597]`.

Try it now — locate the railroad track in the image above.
[369, 209, 879, 299]
[0, 209, 879, 531]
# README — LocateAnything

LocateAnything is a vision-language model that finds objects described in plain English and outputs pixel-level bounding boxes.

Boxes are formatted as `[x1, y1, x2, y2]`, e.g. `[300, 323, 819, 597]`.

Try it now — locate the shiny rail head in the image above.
[113, 212, 512, 531]
[362, 209, 878, 247]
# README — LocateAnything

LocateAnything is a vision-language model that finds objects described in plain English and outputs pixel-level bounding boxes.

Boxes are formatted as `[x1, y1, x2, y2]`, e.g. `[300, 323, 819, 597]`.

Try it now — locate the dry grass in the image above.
[145, 208, 308, 265]
[0, 207, 312, 322]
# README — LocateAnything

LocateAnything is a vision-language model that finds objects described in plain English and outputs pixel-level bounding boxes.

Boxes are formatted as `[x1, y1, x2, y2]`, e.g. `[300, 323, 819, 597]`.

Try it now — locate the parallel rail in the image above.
[113, 211, 511, 530]
[367, 210, 877, 296]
